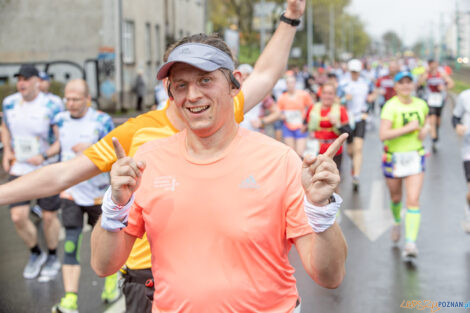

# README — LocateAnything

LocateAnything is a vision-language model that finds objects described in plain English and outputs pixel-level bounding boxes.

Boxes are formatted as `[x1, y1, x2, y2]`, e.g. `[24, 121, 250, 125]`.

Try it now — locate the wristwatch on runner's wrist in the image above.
[280, 12, 301, 27]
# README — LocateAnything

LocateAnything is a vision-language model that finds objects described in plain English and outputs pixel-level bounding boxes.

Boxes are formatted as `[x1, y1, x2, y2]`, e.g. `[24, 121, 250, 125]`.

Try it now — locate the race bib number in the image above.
[392, 151, 421, 177]
[13, 136, 40, 162]
[62, 151, 76, 161]
[304, 138, 319, 157]
[428, 92, 443, 108]
[284, 110, 303, 128]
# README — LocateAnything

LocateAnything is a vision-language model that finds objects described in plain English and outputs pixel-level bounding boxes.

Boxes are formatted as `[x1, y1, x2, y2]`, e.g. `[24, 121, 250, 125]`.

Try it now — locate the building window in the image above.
[123, 20, 135, 64]
[145, 23, 152, 63]
[155, 25, 162, 65]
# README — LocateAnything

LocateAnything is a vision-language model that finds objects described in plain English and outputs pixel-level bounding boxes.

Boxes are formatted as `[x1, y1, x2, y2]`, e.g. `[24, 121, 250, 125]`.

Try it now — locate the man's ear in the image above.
[230, 70, 242, 96]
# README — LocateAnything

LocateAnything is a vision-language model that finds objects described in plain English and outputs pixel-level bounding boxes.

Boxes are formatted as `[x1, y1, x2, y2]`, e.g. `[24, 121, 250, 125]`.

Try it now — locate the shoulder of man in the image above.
[2, 92, 21, 108]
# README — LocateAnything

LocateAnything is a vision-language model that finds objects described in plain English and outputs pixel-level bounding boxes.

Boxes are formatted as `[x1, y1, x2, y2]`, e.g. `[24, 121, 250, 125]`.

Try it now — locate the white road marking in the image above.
[344, 179, 394, 241]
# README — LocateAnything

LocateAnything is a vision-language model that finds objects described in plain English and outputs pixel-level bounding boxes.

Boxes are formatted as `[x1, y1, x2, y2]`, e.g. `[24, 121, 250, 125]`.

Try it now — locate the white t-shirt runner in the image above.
[339, 77, 373, 122]
[453, 89, 470, 161]
[2, 92, 62, 176]
[53, 107, 114, 206]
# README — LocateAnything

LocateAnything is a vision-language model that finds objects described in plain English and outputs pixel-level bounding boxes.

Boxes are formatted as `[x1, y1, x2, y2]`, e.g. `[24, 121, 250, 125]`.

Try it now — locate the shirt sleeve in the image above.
[83, 117, 138, 172]
[124, 200, 145, 239]
[283, 150, 313, 240]
[233, 91, 245, 124]
[380, 101, 395, 122]
[98, 113, 115, 140]
[454, 93, 467, 118]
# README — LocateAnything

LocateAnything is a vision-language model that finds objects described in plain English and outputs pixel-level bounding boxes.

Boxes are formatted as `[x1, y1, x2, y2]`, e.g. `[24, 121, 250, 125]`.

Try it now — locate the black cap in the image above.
[14, 64, 39, 79]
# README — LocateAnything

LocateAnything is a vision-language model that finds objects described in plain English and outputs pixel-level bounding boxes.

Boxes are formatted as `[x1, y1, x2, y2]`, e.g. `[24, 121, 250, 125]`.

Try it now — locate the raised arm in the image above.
[0, 154, 101, 205]
[242, 0, 306, 111]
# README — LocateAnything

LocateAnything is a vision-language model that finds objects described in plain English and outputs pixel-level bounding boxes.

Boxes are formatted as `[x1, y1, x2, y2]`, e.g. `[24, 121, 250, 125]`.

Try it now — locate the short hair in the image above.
[163, 33, 235, 64]
[322, 82, 337, 93]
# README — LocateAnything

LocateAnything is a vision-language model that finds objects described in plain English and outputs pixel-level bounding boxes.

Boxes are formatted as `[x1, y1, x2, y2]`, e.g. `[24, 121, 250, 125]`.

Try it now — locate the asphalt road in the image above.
[0, 101, 469, 313]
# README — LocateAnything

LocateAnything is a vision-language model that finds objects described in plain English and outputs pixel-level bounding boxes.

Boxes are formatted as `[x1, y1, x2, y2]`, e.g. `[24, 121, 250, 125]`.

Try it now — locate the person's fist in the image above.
[285, 0, 306, 20]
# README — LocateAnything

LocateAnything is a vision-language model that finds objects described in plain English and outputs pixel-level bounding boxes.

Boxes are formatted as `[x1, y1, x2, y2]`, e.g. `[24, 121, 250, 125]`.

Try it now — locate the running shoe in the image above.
[52, 293, 78, 313]
[352, 177, 359, 193]
[23, 252, 47, 279]
[40, 254, 61, 278]
[431, 142, 437, 153]
[402, 242, 418, 261]
[391, 224, 401, 243]
[101, 272, 121, 304]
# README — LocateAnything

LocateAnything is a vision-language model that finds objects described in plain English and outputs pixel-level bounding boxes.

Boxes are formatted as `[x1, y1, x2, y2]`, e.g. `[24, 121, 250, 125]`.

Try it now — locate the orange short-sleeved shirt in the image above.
[277, 90, 313, 130]
[83, 92, 244, 269]
[126, 128, 312, 313]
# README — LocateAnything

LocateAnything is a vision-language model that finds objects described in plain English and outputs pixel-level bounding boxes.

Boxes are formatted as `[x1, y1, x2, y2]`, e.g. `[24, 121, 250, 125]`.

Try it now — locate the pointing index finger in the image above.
[324, 133, 349, 158]
[112, 137, 127, 159]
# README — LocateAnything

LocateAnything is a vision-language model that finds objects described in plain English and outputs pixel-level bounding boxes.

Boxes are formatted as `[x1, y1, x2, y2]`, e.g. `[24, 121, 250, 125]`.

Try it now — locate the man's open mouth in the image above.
[187, 105, 210, 114]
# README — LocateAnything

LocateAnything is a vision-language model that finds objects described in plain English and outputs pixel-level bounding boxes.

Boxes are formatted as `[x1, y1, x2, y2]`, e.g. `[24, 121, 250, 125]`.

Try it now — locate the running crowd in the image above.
[0, 0, 469, 312]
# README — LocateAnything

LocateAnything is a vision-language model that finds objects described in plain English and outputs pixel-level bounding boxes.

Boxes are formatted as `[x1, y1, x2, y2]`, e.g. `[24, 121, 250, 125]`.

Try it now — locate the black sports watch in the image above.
[327, 195, 336, 204]
[280, 12, 301, 27]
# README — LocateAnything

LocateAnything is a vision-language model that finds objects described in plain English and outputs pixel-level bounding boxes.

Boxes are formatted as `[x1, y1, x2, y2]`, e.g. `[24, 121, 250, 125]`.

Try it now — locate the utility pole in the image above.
[260, 0, 266, 51]
[456, 0, 461, 71]
[307, 0, 313, 72]
[114, 0, 123, 112]
[329, 4, 335, 62]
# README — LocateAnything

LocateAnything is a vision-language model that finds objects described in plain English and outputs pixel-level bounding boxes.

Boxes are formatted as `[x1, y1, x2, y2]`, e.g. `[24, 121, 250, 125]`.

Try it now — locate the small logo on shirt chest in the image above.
[153, 176, 179, 191]
[239, 175, 259, 189]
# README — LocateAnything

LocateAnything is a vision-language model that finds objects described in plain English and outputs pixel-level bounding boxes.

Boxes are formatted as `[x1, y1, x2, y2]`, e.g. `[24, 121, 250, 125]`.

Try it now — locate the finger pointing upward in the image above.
[112, 137, 127, 159]
[324, 133, 349, 158]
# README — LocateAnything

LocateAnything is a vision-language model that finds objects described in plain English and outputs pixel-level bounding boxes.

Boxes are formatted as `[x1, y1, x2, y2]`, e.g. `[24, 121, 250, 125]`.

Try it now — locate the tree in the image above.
[382, 31, 403, 56]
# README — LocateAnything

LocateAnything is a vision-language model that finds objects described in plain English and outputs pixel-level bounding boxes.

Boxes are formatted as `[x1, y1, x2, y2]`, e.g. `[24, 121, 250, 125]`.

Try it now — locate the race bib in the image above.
[347, 111, 356, 130]
[428, 92, 443, 108]
[304, 138, 320, 157]
[284, 110, 303, 128]
[392, 151, 421, 177]
[13, 136, 40, 162]
[61, 151, 76, 161]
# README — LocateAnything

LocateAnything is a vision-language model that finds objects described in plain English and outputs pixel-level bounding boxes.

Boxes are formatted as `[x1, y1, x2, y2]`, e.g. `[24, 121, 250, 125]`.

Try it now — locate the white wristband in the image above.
[101, 186, 135, 232]
[304, 193, 342, 233]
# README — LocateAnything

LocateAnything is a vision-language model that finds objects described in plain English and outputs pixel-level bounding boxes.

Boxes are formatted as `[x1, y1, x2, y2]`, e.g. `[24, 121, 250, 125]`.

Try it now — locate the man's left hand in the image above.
[285, 0, 306, 19]
[301, 133, 348, 206]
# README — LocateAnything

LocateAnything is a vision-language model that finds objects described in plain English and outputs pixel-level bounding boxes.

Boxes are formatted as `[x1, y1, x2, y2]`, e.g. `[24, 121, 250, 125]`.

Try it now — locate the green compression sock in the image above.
[390, 202, 402, 224]
[405, 206, 421, 243]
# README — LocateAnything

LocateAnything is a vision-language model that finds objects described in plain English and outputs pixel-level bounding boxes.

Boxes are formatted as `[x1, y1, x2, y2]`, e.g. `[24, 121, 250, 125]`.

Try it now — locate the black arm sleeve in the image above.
[452, 115, 462, 129]
[338, 124, 353, 136]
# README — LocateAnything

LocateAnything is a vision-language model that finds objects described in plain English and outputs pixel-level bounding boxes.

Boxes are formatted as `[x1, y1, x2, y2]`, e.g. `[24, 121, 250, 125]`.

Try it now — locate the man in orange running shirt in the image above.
[91, 29, 347, 313]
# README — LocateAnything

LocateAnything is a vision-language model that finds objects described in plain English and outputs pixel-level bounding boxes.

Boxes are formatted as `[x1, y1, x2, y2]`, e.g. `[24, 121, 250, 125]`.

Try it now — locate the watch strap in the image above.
[280, 12, 301, 27]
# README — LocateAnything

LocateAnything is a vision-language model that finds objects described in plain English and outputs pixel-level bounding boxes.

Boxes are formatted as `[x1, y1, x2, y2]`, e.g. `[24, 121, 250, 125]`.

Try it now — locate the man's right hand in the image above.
[110, 137, 146, 206]
[2, 149, 14, 173]
[405, 120, 420, 133]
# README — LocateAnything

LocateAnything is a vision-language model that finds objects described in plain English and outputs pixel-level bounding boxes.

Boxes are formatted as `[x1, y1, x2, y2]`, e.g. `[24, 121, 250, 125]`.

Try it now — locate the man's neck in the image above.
[185, 120, 239, 162]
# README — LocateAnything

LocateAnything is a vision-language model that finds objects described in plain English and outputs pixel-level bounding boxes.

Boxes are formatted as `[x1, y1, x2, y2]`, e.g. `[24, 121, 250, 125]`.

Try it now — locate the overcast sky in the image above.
[347, 0, 462, 46]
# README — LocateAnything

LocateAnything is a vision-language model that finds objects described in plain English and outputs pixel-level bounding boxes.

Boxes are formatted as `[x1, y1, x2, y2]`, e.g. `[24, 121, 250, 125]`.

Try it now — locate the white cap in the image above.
[348, 59, 362, 72]
[237, 64, 253, 75]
